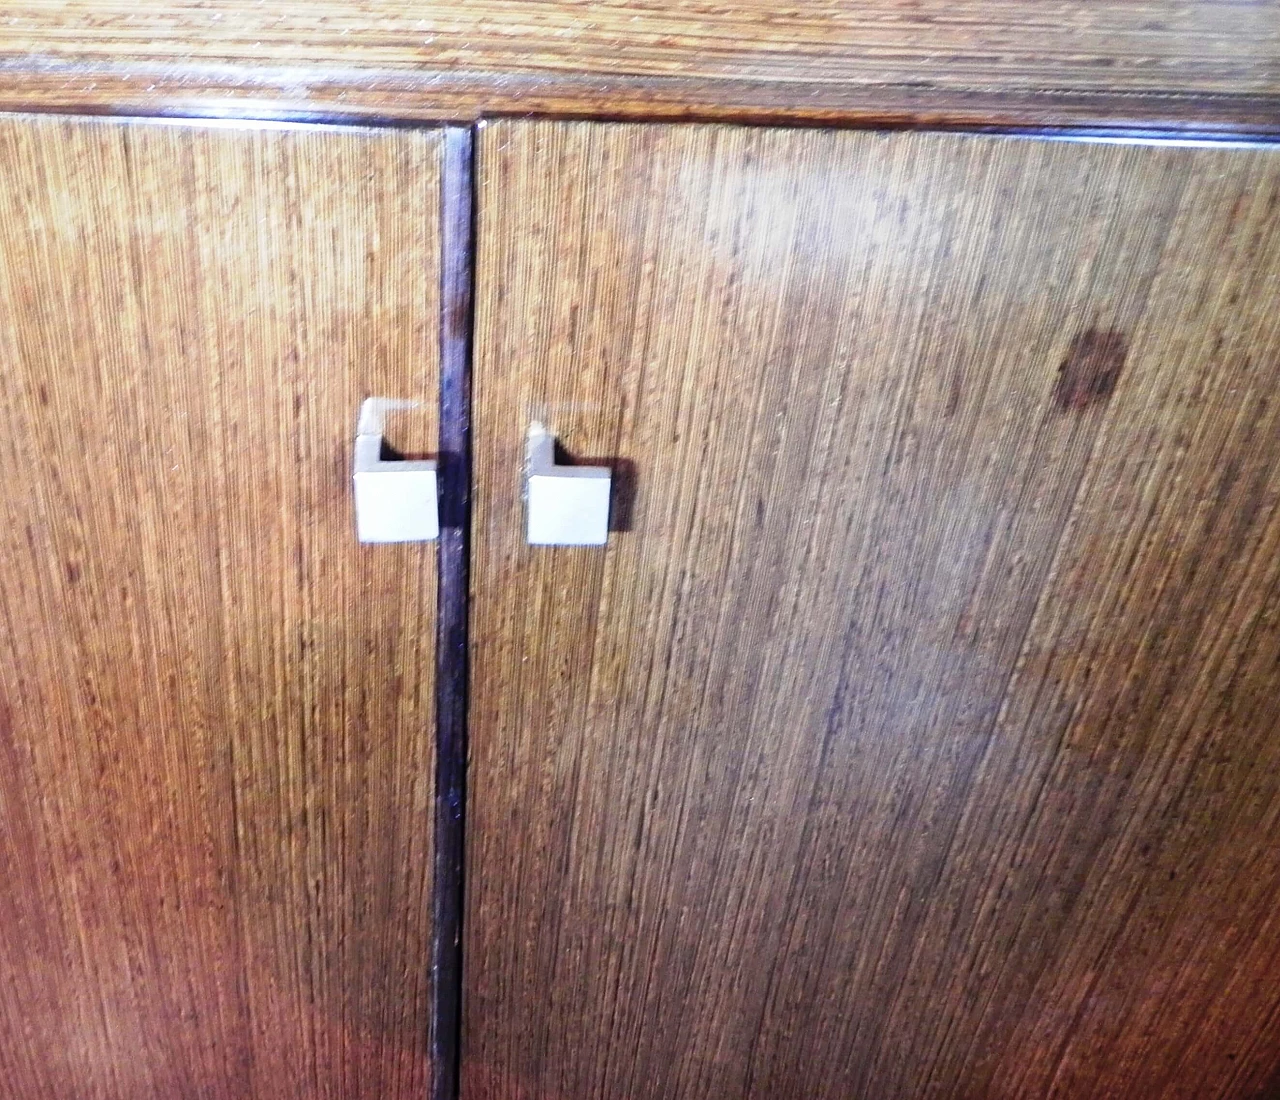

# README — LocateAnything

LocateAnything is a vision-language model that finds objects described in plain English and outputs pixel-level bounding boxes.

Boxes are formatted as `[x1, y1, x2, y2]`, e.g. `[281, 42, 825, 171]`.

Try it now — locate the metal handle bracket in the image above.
[525, 422, 611, 546]
[353, 398, 438, 543]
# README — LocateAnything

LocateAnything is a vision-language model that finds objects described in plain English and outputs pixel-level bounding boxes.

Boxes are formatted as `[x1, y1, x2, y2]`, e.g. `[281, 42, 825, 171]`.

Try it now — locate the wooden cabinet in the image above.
[2, 105, 1280, 1100]
[466, 122, 1280, 1099]
[0, 115, 442, 1099]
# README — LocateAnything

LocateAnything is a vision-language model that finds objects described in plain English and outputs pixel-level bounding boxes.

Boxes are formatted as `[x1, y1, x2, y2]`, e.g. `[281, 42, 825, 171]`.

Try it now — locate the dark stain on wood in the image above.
[1054, 327, 1129, 411]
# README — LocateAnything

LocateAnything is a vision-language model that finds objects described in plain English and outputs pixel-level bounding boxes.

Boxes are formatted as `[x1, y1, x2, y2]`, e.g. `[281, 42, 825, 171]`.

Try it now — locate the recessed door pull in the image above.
[353, 397, 438, 543]
[525, 421, 611, 547]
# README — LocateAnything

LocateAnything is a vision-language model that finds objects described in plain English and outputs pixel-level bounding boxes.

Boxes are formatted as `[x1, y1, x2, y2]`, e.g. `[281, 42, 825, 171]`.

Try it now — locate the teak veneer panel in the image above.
[468, 121, 1280, 1099]
[0, 114, 441, 1098]
[2, 2, 1280, 130]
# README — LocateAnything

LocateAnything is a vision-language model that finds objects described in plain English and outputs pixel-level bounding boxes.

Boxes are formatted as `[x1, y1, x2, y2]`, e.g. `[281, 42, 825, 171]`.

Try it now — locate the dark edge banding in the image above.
[432, 123, 475, 1100]
[2, 59, 1280, 143]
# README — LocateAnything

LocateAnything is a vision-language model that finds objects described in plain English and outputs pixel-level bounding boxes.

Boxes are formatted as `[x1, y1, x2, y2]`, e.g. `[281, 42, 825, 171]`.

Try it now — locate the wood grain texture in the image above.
[2, 2, 1280, 130]
[0, 113, 441, 1098]
[3, 0, 1279, 92]
[6, 62, 1280, 140]
[467, 120, 1280, 1100]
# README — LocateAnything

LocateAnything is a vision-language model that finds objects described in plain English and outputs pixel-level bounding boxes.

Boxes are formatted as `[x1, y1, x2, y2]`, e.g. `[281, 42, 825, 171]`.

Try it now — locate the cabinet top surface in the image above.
[2, 1, 1280, 131]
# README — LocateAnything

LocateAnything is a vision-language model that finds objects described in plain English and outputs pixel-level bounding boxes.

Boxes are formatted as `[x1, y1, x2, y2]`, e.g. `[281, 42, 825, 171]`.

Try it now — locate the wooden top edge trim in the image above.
[0, 56, 1279, 137]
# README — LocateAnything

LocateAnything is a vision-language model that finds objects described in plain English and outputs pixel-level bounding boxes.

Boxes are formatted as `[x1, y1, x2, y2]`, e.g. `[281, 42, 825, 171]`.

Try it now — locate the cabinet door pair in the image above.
[3, 115, 1280, 1099]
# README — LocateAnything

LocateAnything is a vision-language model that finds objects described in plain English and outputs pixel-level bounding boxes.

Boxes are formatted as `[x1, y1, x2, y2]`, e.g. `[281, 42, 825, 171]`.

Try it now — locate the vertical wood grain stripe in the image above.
[432, 124, 476, 1100]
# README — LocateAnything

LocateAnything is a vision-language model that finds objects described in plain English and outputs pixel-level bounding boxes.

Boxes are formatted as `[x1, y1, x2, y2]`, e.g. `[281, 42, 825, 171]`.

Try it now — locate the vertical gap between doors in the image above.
[433, 122, 476, 1100]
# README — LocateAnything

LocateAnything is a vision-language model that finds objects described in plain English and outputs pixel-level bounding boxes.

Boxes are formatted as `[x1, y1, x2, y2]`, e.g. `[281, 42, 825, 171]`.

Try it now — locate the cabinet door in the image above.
[468, 122, 1280, 1099]
[0, 116, 440, 1098]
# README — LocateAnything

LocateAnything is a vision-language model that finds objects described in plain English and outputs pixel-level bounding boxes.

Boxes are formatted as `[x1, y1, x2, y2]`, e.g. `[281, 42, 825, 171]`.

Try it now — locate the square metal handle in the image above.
[525, 422, 611, 546]
[353, 398, 438, 543]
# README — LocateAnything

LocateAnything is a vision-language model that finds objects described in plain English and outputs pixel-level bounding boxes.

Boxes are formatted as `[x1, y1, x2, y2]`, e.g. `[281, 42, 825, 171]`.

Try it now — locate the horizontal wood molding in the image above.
[2, 0, 1280, 132]
[4, 1, 1279, 94]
